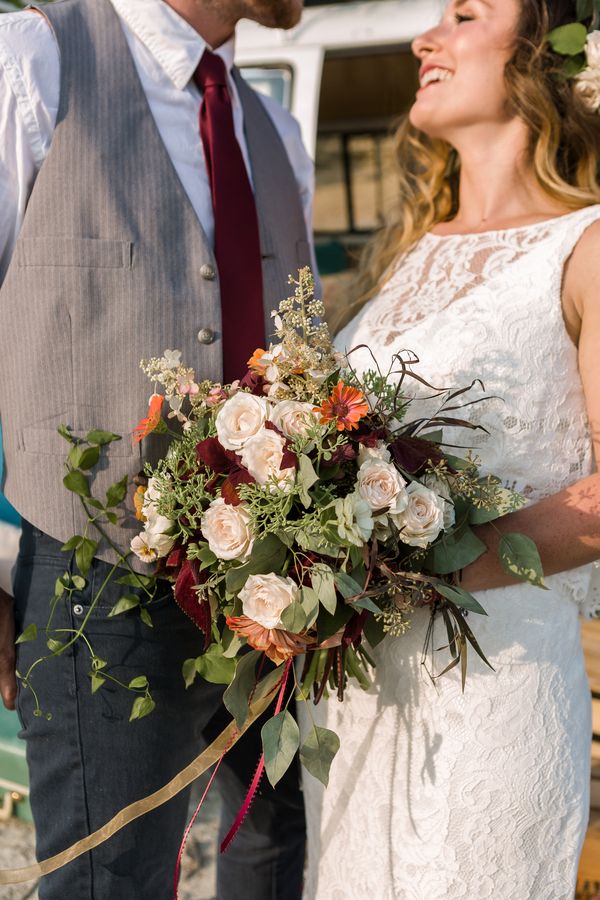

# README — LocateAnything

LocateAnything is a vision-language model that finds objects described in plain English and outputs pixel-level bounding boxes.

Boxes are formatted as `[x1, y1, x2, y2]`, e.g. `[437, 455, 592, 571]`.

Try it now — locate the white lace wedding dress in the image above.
[302, 206, 600, 900]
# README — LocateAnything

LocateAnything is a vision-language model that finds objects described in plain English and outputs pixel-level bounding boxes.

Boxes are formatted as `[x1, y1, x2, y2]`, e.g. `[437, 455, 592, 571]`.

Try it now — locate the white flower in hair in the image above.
[576, 31, 600, 113]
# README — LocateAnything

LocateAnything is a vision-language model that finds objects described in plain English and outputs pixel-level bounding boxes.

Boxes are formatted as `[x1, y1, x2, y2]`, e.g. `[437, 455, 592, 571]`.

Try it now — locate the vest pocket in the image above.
[15, 237, 133, 269]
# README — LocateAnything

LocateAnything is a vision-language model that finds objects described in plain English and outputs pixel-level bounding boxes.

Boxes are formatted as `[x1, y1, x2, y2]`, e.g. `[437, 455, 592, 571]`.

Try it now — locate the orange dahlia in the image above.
[226, 615, 311, 666]
[315, 381, 369, 432]
[132, 393, 164, 444]
[247, 348, 268, 374]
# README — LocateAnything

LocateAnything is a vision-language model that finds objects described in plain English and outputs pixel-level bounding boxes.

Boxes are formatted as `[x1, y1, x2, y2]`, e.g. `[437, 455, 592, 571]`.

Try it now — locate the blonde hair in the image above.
[343, 0, 600, 330]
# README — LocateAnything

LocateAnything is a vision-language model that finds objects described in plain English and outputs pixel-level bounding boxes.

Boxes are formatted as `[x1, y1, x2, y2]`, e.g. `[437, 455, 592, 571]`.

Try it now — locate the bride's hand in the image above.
[0, 587, 16, 710]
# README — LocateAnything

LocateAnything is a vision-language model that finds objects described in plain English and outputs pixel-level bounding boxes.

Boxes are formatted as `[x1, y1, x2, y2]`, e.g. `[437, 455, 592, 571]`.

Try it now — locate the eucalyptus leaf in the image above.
[547, 22, 588, 55]
[499, 533, 546, 588]
[299, 724, 340, 787]
[435, 582, 487, 616]
[311, 564, 337, 614]
[222, 629, 243, 659]
[426, 526, 486, 575]
[351, 596, 381, 614]
[15, 623, 38, 645]
[223, 650, 260, 728]
[317, 603, 353, 644]
[261, 711, 300, 787]
[300, 586, 320, 628]
[334, 571, 363, 600]
[280, 601, 307, 634]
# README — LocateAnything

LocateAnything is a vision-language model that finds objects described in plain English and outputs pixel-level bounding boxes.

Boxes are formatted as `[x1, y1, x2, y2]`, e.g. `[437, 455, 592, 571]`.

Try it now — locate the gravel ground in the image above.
[0, 784, 220, 900]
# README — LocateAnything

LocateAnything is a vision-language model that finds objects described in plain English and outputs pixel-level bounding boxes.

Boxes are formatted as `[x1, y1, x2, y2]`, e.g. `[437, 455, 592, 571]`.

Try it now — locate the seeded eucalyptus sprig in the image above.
[15, 427, 158, 722]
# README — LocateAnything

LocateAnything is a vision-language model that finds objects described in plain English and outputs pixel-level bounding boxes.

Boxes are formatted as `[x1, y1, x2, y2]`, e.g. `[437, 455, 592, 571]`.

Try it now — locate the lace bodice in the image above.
[302, 208, 600, 900]
[337, 206, 600, 618]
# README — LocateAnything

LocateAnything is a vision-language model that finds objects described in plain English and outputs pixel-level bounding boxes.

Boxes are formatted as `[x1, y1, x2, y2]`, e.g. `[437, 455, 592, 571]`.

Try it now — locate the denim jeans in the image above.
[13, 522, 305, 900]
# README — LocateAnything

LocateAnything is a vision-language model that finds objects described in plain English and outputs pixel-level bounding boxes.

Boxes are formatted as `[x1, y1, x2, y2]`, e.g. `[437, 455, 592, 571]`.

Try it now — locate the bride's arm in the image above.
[461, 220, 600, 593]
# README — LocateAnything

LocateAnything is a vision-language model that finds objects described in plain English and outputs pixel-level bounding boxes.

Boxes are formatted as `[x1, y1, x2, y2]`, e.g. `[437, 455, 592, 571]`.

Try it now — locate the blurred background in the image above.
[0, 1, 598, 898]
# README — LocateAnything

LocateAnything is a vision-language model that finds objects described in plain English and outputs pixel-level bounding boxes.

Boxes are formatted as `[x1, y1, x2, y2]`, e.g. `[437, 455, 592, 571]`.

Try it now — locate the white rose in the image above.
[586, 31, 600, 67]
[215, 393, 269, 451]
[200, 498, 254, 561]
[357, 458, 409, 514]
[269, 400, 320, 439]
[240, 427, 296, 491]
[239, 573, 299, 629]
[334, 492, 374, 547]
[392, 482, 445, 549]
[576, 67, 600, 113]
[143, 510, 176, 558]
[357, 440, 391, 466]
[423, 473, 456, 531]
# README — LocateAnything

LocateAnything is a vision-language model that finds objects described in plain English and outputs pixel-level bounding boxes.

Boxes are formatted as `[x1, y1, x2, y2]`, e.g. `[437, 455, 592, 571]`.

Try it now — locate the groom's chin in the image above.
[244, 0, 304, 30]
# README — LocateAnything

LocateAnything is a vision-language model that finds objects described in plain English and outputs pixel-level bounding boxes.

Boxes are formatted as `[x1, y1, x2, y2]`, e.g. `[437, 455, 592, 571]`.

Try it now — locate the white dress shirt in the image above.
[0, 0, 315, 282]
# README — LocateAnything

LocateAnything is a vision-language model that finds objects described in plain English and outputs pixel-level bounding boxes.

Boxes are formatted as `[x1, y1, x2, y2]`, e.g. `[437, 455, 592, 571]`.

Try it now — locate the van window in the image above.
[315, 48, 418, 269]
[239, 66, 293, 110]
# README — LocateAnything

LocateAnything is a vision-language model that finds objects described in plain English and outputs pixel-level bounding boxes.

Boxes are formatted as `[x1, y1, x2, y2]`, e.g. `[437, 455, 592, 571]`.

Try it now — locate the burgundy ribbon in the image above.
[172, 658, 292, 896]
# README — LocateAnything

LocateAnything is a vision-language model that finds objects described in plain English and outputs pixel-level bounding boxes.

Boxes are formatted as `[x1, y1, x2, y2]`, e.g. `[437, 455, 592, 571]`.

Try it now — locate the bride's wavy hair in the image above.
[345, 0, 600, 326]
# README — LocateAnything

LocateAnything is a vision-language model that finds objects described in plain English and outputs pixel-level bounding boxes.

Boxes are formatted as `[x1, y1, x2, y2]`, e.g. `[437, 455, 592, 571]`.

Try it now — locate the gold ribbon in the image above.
[0, 689, 275, 885]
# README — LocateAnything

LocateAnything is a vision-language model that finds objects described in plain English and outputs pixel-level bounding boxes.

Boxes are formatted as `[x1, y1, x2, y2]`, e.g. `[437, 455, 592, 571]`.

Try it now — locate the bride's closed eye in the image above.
[454, 13, 475, 24]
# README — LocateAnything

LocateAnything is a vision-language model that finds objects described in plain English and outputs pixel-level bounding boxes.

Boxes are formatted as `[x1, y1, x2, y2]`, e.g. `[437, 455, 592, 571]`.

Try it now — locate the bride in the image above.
[302, 1, 600, 898]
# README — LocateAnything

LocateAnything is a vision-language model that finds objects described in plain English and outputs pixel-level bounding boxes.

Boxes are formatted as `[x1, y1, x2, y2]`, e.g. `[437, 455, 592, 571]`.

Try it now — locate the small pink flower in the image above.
[206, 387, 228, 407]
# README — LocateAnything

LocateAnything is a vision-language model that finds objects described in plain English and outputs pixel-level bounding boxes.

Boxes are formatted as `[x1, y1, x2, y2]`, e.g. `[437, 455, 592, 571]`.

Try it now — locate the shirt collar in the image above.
[110, 0, 236, 91]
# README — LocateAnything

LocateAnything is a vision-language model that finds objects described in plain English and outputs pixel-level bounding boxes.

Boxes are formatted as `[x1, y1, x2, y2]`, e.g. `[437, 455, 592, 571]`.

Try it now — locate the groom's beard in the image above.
[216, 0, 304, 29]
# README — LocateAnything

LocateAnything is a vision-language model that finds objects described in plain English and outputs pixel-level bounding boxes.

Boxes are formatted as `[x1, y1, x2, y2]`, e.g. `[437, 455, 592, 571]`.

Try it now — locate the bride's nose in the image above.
[412, 25, 444, 61]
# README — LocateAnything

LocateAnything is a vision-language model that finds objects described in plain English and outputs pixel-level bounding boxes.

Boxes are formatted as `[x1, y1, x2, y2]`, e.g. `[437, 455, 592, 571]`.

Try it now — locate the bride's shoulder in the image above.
[563, 211, 600, 321]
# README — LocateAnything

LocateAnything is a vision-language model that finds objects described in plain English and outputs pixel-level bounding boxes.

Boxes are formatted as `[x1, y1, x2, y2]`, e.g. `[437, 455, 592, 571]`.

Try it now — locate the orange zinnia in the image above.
[226, 615, 311, 666]
[247, 348, 268, 374]
[132, 393, 164, 444]
[315, 381, 369, 431]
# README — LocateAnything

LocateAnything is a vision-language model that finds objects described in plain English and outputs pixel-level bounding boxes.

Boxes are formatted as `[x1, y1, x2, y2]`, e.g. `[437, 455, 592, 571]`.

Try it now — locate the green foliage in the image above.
[434, 582, 487, 616]
[16, 623, 37, 645]
[261, 711, 300, 787]
[223, 651, 261, 728]
[547, 22, 588, 55]
[499, 533, 546, 589]
[310, 564, 337, 614]
[225, 535, 287, 595]
[299, 724, 340, 786]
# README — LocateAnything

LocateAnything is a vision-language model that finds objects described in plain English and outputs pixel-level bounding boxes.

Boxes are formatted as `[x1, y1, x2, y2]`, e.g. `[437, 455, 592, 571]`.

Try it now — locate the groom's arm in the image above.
[0, 13, 60, 709]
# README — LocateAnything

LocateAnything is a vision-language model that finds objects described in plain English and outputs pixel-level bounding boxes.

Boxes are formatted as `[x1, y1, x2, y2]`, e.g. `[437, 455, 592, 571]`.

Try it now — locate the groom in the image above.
[0, 0, 313, 896]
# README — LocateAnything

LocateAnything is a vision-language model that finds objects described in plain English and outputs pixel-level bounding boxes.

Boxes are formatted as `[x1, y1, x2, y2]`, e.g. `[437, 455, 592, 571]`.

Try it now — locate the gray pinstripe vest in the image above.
[0, 0, 311, 561]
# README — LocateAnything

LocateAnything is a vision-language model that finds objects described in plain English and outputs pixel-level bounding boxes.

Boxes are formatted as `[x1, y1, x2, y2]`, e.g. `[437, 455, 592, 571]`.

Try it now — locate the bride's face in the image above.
[410, 0, 522, 140]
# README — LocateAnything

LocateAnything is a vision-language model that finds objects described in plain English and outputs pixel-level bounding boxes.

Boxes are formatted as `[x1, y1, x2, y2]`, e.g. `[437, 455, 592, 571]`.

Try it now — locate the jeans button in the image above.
[73, 604, 84, 616]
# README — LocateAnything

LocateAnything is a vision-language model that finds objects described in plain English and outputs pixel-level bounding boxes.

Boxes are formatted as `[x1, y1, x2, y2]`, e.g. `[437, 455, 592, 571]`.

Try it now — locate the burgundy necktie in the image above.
[194, 50, 266, 384]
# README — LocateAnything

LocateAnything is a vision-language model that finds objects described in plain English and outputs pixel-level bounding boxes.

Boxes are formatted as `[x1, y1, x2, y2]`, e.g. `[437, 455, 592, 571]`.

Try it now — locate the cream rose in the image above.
[392, 482, 445, 548]
[423, 473, 456, 531]
[269, 400, 320, 439]
[239, 573, 299, 629]
[357, 458, 409, 514]
[586, 30, 600, 67]
[200, 498, 254, 561]
[240, 427, 296, 491]
[215, 393, 269, 451]
[357, 440, 391, 466]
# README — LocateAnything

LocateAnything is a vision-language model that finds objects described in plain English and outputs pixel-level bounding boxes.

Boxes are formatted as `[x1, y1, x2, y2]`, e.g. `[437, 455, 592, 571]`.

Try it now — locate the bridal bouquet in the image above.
[117, 268, 541, 788]
[18, 268, 544, 792]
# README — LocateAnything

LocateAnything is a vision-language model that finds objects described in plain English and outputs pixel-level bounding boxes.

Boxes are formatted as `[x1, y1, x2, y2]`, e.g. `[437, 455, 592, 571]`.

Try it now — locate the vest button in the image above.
[200, 263, 216, 281]
[197, 327, 216, 345]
